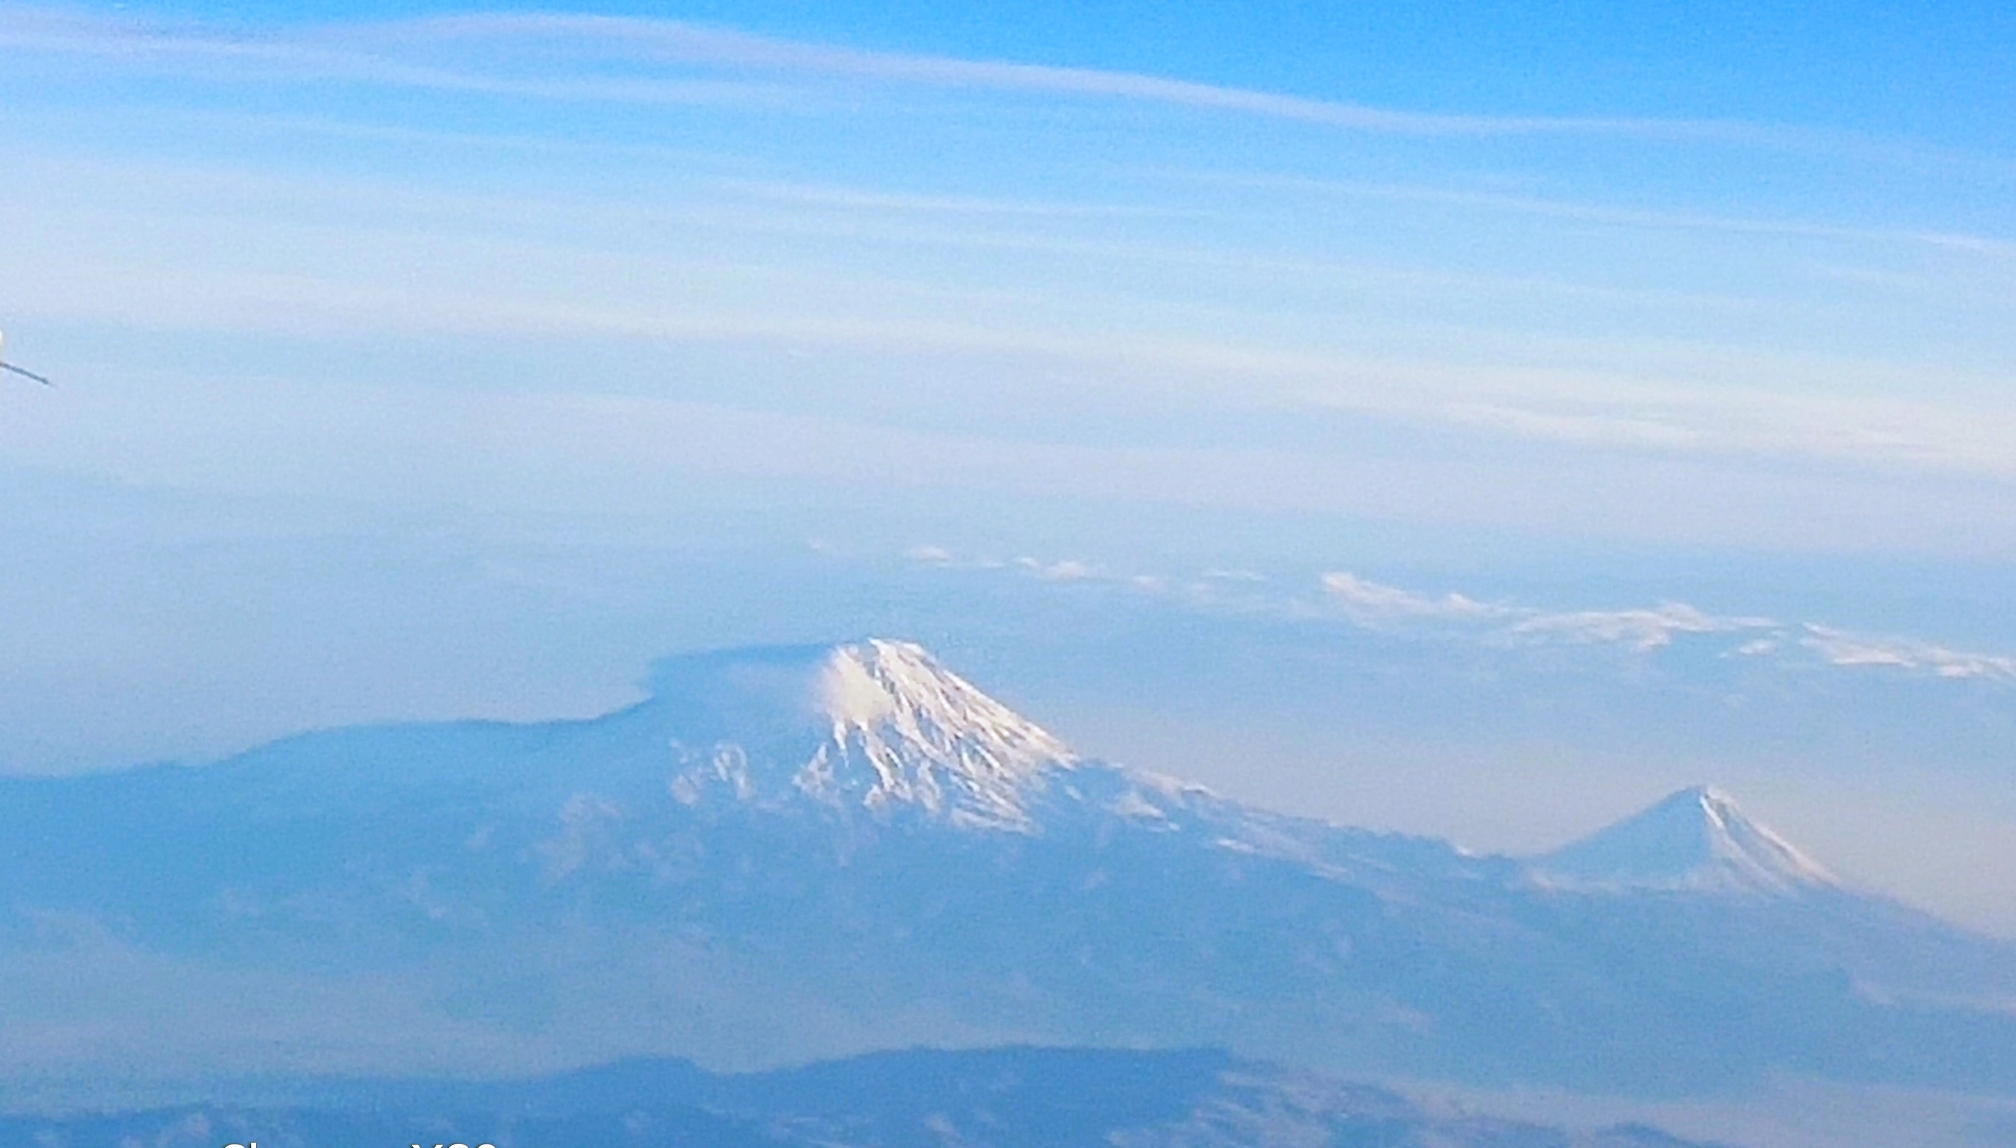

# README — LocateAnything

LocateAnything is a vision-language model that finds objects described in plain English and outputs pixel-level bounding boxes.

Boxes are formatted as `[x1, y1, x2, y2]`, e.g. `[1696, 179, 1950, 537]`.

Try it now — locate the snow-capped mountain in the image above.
[1534, 785, 1838, 894]
[659, 640, 1078, 830]
[3, 640, 2015, 1106]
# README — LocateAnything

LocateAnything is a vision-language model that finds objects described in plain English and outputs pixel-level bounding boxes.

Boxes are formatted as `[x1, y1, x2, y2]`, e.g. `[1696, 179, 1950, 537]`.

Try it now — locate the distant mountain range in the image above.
[2, 640, 2013, 1102]
[0, 1046, 1724, 1148]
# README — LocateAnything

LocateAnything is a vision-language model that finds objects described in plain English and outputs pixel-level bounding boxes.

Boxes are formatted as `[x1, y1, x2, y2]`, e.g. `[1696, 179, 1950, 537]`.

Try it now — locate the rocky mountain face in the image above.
[2, 641, 2014, 1101]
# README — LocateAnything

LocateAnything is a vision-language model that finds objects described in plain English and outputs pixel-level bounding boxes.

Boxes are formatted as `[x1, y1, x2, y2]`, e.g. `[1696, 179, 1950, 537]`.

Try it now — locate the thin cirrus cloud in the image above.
[1181, 171, 2016, 263]
[393, 13, 2016, 172]
[0, 5, 1840, 146]
[18, 237, 2016, 486]
[17, 8, 2015, 265]
[0, 8, 788, 106]
[5, 4, 2015, 539]
[401, 13, 1765, 140]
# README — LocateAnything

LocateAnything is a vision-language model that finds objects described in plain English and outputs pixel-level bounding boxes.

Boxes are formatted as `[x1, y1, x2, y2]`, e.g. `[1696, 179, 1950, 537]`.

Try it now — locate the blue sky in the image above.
[84, 0, 2016, 140]
[1, 0, 2014, 929]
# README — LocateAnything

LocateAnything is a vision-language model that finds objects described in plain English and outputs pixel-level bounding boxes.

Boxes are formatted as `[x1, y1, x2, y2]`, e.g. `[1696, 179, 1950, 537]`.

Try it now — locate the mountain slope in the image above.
[1536, 786, 1836, 894]
[1, 640, 2014, 1102]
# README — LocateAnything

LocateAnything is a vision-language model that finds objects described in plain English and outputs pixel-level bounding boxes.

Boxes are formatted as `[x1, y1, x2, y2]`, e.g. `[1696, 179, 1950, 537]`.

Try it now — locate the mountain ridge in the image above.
[2, 638, 2013, 1102]
[0, 1046, 1731, 1148]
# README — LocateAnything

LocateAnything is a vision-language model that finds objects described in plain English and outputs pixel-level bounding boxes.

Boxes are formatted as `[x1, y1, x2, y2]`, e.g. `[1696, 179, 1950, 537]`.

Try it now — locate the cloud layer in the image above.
[910, 548, 2016, 686]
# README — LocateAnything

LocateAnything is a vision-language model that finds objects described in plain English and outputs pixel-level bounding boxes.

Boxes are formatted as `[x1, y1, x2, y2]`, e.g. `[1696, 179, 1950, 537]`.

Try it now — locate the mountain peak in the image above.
[803, 640, 1078, 827]
[1534, 786, 1838, 895]
[655, 640, 1077, 830]
[811, 640, 1033, 735]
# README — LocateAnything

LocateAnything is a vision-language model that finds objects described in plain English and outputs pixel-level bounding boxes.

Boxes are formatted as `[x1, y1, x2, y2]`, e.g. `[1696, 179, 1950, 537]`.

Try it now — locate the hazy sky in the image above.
[2, 1, 2014, 931]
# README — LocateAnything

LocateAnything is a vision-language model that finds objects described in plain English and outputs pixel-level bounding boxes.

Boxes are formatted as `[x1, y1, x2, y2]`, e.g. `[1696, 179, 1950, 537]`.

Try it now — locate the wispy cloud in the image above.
[1320, 572, 1772, 651]
[413, 13, 1802, 142]
[0, 8, 791, 106]
[1799, 626, 2016, 681]
[1317, 572, 2016, 677]
[907, 549, 2016, 685]
[715, 179, 1195, 220]
[1507, 603, 1767, 651]
[1319, 571, 1499, 624]
[14, 152, 2015, 484]
[10, 4, 1991, 188]
[1182, 172, 2016, 265]
[8, 3, 2016, 539]
[0, 6, 1845, 146]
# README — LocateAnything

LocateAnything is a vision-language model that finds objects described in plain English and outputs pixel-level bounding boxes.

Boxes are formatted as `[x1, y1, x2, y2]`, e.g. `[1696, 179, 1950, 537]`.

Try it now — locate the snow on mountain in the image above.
[8, 640, 2016, 1102]
[1533, 785, 1839, 894]
[801, 639, 1080, 828]
[661, 640, 1079, 830]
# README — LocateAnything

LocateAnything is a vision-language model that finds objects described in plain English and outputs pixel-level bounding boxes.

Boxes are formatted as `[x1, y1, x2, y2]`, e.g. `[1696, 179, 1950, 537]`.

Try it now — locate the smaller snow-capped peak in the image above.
[799, 640, 1077, 829]
[1534, 786, 1838, 895]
